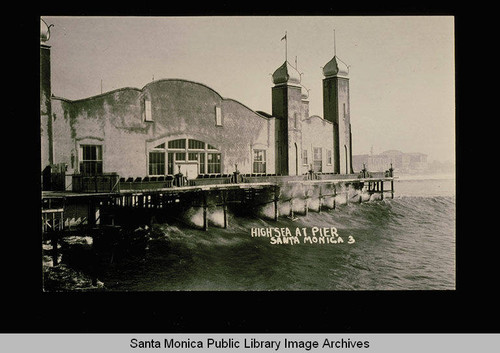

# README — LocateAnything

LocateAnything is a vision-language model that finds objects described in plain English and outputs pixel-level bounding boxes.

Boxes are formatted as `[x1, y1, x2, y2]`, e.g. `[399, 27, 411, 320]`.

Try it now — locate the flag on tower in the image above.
[281, 33, 287, 41]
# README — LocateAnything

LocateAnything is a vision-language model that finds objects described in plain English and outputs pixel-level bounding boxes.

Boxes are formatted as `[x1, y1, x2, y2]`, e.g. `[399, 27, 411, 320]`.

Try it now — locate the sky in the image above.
[42, 16, 455, 163]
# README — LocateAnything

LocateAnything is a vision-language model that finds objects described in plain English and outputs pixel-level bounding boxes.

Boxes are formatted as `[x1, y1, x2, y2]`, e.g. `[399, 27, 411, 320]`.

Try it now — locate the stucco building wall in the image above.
[47, 79, 275, 179]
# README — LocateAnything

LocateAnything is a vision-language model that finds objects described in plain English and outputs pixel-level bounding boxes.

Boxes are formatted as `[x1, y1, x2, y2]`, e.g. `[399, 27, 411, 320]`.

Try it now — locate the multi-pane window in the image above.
[253, 150, 266, 174]
[199, 153, 205, 174]
[168, 139, 186, 149]
[148, 152, 165, 175]
[313, 147, 322, 172]
[167, 153, 174, 175]
[150, 139, 219, 175]
[175, 152, 186, 161]
[188, 139, 205, 150]
[80, 145, 102, 175]
[207, 153, 221, 174]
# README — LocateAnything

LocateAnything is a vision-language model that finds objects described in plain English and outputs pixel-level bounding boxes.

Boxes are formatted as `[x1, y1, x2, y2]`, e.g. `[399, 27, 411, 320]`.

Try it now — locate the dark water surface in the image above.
[96, 175, 455, 291]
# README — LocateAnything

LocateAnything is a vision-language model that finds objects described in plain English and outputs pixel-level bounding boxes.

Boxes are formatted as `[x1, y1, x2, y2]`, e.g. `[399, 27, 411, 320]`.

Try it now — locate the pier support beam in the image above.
[318, 186, 323, 213]
[203, 192, 208, 231]
[333, 185, 336, 209]
[222, 190, 228, 229]
[50, 229, 58, 266]
[274, 185, 279, 221]
[381, 181, 384, 200]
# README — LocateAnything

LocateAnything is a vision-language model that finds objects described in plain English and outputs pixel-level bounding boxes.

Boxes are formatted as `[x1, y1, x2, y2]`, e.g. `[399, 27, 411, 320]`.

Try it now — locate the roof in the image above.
[323, 56, 349, 78]
[272, 61, 302, 86]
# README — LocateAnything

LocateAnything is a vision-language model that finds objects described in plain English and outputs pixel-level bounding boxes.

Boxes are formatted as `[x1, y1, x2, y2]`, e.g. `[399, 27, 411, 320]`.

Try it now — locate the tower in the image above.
[40, 18, 53, 169]
[322, 55, 354, 174]
[271, 61, 304, 176]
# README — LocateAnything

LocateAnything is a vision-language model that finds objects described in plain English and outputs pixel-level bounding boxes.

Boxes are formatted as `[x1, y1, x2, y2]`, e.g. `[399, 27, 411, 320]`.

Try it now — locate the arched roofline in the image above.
[51, 78, 273, 120]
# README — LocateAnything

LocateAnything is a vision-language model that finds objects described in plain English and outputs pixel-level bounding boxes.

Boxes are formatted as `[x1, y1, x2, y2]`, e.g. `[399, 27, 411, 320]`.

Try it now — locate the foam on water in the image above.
[52, 177, 455, 291]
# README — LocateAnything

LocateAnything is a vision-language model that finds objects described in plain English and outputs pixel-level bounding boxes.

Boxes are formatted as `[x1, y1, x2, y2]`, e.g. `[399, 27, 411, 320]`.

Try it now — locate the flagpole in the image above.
[281, 31, 288, 62]
[334, 29, 336, 57]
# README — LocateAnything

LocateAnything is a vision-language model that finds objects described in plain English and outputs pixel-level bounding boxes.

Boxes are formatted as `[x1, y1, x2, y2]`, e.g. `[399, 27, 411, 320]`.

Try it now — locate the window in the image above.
[253, 150, 266, 174]
[144, 100, 153, 122]
[327, 149, 332, 165]
[302, 149, 308, 166]
[167, 153, 174, 175]
[79, 145, 102, 175]
[149, 152, 165, 175]
[207, 153, 221, 174]
[152, 139, 216, 175]
[313, 147, 322, 172]
[168, 139, 186, 149]
[199, 153, 205, 174]
[175, 152, 186, 161]
[188, 139, 205, 150]
[215, 106, 222, 126]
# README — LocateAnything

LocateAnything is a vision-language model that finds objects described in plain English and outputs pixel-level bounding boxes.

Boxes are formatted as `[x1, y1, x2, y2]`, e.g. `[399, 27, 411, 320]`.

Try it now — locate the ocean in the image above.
[67, 174, 454, 292]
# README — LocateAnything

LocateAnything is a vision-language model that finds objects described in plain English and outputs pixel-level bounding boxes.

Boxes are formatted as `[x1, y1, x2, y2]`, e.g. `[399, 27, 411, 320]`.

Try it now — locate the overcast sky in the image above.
[42, 16, 455, 162]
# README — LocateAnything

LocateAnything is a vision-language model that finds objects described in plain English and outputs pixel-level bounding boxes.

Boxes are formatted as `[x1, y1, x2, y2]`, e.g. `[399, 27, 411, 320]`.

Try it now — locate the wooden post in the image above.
[333, 185, 336, 209]
[223, 190, 228, 229]
[380, 181, 384, 200]
[203, 192, 208, 231]
[88, 198, 96, 228]
[318, 186, 322, 213]
[50, 228, 58, 266]
[90, 230, 98, 286]
[274, 185, 279, 221]
[290, 198, 294, 219]
[391, 179, 394, 199]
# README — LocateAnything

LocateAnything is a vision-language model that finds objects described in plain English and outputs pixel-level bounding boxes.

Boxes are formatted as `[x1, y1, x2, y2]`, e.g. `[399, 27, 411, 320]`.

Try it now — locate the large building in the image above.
[40, 19, 354, 190]
[352, 150, 428, 174]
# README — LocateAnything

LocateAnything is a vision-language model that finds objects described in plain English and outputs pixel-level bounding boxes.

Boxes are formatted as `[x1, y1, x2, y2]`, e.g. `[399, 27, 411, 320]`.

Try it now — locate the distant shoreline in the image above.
[395, 173, 455, 181]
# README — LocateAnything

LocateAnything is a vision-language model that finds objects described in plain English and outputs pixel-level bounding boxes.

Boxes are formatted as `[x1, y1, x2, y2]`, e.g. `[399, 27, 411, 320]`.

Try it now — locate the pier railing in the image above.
[72, 173, 120, 193]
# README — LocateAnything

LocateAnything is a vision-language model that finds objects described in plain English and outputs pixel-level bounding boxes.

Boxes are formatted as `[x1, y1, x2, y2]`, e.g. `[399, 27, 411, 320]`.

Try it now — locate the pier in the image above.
[42, 174, 395, 234]
[42, 172, 396, 286]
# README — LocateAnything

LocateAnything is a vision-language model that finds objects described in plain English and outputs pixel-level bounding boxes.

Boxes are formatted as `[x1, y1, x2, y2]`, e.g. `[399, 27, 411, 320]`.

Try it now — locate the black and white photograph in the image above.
[40, 16, 455, 293]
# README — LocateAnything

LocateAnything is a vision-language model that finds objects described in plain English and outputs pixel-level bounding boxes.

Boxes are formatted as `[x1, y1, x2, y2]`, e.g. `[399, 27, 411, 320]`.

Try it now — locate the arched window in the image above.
[148, 138, 221, 176]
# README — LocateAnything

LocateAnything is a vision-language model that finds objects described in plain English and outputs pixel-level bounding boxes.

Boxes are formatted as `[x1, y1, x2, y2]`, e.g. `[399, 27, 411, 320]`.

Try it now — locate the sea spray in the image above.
[208, 208, 226, 227]
[183, 207, 204, 228]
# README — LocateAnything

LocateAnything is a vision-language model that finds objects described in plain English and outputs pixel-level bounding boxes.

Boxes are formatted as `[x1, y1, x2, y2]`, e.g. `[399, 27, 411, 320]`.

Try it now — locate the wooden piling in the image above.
[222, 190, 228, 229]
[380, 181, 384, 200]
[318, 186, 322, 213]
[51, 229, 58, 266]
[203, 192, 208, 231]
[391, 179, 394, 199]
[88, 199, 97, 228]
[333, 185, 336, 209]
[274, 185, 279, 221]
[90, 229, 98, 286]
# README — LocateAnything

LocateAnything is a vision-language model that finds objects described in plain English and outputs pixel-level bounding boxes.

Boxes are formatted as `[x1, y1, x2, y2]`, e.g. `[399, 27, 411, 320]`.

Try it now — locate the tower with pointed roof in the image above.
[271, 61, 305, 176]
[41, 18, 53, 168]
[322, 55, 354, 174]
